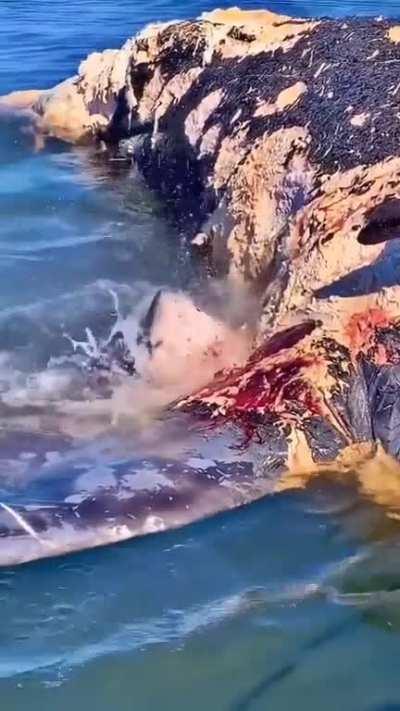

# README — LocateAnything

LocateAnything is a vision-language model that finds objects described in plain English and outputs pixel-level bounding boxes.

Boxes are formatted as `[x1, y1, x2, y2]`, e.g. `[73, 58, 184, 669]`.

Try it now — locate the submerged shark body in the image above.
[4, 9, 400, 564]
[0, 431, 257, 566]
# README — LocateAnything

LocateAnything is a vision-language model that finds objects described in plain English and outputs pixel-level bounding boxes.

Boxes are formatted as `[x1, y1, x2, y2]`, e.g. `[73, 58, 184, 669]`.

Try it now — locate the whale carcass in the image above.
[3, 8, 400, 564]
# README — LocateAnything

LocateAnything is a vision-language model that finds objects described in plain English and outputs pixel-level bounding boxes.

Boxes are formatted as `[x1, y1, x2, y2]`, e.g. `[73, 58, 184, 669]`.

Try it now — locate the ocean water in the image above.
[2, 1, 400, 709]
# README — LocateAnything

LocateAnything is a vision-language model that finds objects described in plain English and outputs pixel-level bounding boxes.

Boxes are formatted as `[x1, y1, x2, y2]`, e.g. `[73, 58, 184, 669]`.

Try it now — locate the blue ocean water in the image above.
[2, 1, 400, 709]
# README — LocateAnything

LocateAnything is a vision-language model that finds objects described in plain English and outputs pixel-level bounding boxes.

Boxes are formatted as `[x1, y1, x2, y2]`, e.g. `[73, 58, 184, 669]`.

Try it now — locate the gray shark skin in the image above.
[0, 420, 271, 566]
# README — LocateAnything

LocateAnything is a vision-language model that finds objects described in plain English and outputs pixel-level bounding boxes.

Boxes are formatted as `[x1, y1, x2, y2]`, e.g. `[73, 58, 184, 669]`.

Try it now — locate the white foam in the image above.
[0, 283, 253, 444]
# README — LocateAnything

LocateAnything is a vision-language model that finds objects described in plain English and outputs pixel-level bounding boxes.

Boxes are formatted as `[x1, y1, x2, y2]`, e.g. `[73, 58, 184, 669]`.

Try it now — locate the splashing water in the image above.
[63, 287, 137, 376]
[0, 272, 252, 443]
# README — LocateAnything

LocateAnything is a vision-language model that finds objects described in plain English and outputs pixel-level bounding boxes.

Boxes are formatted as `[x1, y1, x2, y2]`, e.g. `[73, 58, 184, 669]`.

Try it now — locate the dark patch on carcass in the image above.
[157, 22, 206, 80]
[204, 17, 400, 175]
[346, 372, 373, 442]
[303, 415, 348, 462]
[358, 199, 400, 245]
[247, 414, 289, 473]
[128, 16, 400, 233]
[322, 338, 372, 443]
[374, 324, 400, 363]
[364, 362, 400, 458]
[100, 12, 400, 248]
[101, 88, 133, 143]
[363, 319, 400, 457]
[227, 26, 256, 43]
[131, 61, 154, 103]
[132, 131, 206, 227]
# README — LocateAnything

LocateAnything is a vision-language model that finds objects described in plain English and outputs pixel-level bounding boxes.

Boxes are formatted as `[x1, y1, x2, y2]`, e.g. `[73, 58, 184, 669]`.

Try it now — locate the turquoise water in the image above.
[2, 1, 400, 709]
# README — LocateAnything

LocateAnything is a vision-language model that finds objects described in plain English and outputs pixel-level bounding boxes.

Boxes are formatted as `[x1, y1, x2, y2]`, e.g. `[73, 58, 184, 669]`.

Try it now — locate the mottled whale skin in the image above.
[4, 8, 400, 564]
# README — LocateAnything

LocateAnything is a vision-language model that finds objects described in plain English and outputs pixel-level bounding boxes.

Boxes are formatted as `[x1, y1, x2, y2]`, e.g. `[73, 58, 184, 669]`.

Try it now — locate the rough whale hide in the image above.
[3, 7, 400, 564]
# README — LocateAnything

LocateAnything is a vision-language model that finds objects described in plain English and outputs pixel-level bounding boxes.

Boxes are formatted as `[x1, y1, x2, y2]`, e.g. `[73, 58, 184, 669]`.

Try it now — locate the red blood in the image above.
[346, 308, 391, 351]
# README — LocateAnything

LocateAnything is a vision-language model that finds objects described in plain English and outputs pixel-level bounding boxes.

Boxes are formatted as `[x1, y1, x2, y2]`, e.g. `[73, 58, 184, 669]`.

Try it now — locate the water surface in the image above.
[2, 1, 400, 709]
